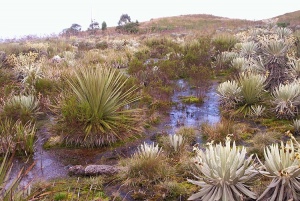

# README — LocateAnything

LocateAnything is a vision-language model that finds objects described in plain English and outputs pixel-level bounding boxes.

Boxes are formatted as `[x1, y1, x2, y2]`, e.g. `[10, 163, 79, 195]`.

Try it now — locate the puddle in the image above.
[9, 79, 221, 192]
[163, 79, 220, 139]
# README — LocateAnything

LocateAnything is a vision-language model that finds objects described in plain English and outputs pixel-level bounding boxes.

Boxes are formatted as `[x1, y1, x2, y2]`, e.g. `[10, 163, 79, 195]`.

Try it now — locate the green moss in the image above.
[179, 96, 203, 104]
[29, 177, 109, 201]
[240, 132, 253, 140]
[54, 192, 68, 201]
[261, 118, 293, 132]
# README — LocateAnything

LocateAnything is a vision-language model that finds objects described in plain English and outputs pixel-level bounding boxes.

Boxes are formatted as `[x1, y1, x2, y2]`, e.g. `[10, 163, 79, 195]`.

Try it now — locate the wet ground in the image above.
[10, 79, 221, 192]
[168, 79, 220, 134]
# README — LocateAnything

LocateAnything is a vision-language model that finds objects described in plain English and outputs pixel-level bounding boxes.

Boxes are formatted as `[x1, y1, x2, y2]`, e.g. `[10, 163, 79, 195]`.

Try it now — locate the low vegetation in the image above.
[0, 11, 300, 200]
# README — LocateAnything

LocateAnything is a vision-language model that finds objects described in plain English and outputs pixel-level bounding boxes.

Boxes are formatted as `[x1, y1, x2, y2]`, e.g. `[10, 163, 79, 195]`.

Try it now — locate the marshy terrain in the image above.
[1, 11, 300, 200]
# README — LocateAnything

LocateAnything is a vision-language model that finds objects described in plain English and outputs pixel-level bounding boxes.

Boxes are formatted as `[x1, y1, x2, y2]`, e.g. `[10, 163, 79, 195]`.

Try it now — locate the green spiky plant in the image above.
[237, 72, 267, 115]
[257, 140, 300, 201]
[272, 81, 300, 119]
[2, 95, 40, 123]
[187, 137, 258, 201]
[59, 66, 142, 147]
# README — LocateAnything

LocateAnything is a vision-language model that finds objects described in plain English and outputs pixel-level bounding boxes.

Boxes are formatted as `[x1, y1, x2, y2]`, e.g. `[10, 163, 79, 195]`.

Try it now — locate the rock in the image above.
[84, 165, 119, 176]
[68, 165, 85, 176]
[51, 55, 62, 63]
[68, 164, 120, 176]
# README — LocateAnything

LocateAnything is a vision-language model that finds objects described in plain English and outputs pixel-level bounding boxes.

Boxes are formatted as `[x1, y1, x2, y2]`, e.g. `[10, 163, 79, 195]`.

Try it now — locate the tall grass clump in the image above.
[121, 142, 174, 186]
[201, 120, 244, 142]
[188, 138, 258, 200]
[0, 119, 36, 155]
[0, 151, 30, 200]
[58, 66, 143, 147]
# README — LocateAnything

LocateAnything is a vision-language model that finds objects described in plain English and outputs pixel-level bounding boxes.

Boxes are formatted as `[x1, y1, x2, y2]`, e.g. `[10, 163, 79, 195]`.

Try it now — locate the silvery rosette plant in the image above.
[188, 138, 258, 200]
[257, 140, 300, 201]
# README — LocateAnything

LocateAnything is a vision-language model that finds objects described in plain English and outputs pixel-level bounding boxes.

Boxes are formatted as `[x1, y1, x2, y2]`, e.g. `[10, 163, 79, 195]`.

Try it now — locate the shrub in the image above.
[257, 140, 300, 200]
[182, 36, 212, 68]
[188, 138, 258, 200]
[58, 66, 143, 147]
[95, 41, 108, 50]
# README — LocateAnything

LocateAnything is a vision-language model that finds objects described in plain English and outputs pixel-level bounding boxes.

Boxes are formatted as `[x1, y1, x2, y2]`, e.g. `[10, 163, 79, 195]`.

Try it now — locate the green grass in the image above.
[179, 95, 203, 104]
[28, 177, 109, 201]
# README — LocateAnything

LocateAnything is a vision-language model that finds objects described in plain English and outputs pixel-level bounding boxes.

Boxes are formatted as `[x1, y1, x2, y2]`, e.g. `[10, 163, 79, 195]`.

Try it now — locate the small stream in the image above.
[10, 79, 221, 189]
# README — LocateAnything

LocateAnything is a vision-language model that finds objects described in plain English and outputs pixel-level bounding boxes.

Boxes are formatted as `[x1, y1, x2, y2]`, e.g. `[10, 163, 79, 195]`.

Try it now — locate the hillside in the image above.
[275, 10, 300, 26]
[139, 14, 262, 34]
[138, 10, 300, 34]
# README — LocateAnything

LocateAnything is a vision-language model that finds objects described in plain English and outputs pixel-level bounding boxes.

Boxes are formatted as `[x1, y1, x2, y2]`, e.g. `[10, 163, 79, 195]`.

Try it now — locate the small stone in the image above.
[51, 55, 62, 63]
[68, 165, 84, 176]
[68, 164, 120, 176]
[84, 165, 119, 176]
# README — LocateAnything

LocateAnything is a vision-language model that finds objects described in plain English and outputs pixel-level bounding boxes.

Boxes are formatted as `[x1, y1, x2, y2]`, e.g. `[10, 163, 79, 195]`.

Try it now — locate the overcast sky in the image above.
[1, 0, 299, 39]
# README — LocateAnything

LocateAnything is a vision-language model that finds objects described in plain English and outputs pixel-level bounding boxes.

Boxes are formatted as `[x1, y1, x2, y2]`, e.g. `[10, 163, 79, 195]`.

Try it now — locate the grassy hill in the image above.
[139, 14, 261, 34]
[138, 10, 300, 34]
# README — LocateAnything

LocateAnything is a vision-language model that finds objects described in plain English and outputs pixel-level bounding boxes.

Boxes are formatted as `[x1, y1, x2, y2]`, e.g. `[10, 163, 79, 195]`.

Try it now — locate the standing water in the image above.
[166, 79, 220, 140]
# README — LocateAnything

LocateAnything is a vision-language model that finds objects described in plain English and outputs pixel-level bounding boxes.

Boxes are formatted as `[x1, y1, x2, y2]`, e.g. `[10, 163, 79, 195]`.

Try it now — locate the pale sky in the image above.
[0, 0, 299, 39]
